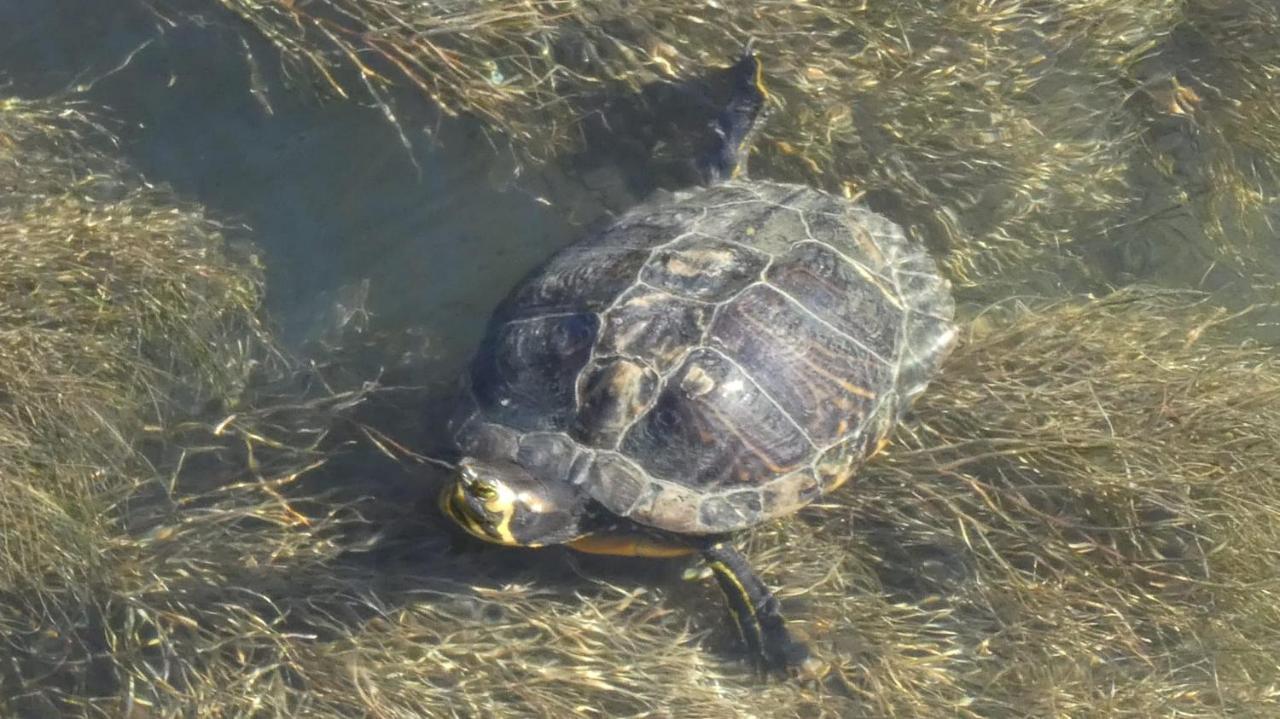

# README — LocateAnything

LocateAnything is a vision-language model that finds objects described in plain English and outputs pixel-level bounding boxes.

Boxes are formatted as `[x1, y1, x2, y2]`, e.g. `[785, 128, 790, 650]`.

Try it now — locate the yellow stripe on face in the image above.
[492, 500, 517, 545]
[440, 482, 521, 545]
[709, 561, 755, 616]
[440, 483, 486, 539]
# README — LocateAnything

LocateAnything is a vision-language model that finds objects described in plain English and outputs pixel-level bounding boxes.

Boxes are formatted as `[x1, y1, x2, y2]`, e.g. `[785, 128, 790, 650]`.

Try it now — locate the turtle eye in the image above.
[472, 483, 497, 501]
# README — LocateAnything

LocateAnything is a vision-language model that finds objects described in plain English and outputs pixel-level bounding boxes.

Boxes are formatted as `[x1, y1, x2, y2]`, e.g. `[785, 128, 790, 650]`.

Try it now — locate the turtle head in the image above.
[440, 457, 587, 547]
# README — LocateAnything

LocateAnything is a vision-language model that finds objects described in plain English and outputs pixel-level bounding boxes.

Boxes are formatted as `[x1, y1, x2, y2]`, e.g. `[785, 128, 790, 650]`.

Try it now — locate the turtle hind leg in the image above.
[700, 540, 812, 675]
[698, 42, 770, 185]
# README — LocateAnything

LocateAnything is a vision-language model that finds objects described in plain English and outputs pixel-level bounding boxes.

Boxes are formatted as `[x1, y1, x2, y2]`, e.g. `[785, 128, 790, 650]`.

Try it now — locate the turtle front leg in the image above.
[700, 541, 812, 675]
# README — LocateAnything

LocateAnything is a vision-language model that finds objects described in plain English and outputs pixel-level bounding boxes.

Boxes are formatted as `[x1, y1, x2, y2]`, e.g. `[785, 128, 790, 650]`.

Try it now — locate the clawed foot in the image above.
[699, 541, 822, 678]
[745, 590, 819, 677]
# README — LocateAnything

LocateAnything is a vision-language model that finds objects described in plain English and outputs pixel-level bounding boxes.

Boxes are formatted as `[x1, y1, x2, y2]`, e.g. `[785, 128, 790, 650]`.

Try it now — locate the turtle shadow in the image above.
[116, 335, 751, 681]
[521, 56, 757, 220]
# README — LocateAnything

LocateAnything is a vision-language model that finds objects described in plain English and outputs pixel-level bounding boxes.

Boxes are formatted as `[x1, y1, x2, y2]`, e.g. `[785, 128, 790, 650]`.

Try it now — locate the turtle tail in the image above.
[699, 40, 770, 185]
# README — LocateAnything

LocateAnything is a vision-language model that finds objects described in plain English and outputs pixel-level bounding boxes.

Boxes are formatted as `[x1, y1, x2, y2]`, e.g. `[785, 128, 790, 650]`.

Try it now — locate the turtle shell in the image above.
[453, 180, 956, 534]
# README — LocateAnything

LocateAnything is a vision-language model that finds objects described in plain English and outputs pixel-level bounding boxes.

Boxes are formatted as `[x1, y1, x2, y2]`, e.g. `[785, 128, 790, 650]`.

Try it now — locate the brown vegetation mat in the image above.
[0, 97, 278, 714]
[156, 0, 1278, 291]
[7, 230, 1279, 716]
[6, 3, 1280, 712]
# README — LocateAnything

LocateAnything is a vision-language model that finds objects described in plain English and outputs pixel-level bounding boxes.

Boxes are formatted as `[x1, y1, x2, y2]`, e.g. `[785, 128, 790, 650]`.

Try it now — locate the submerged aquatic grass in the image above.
[5, 1, 1280, 715]
[7, 207, 1280, 716]
[1112, 0, 1280, 290]
[0, 96, 279, 713]
[164, 0, 1279, 298]
[795, 290, 1280, 715]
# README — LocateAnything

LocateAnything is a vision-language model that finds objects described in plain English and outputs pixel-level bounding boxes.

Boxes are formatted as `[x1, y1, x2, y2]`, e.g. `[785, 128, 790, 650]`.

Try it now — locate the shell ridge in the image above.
[755, 282, 893, 367]
[500, 310, 592, 326]
[699, 280, 766, 346]
[598, 352, 665, 452]
[577, 212, 707, 417]
[701, 345, 821, 453]
[791, 238, 896, 288]
[633, 280, 721, 305]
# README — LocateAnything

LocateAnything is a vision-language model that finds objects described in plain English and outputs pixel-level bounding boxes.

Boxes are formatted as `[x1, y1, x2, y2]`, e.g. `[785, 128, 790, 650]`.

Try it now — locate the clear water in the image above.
[0, 1, 609, 382]
[3, 3, 1278, 710]
[4, 2, 1275, 370]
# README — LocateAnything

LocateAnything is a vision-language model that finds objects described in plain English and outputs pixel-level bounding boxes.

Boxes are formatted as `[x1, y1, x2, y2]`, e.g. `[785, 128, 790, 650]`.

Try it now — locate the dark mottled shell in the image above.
[455, 180, 956, 534]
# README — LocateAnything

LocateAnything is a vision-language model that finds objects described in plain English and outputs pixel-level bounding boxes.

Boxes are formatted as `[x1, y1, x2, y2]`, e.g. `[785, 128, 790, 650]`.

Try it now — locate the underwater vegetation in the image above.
[1, 0, 1279, 716]
[161, 0, 1280, 296]
[0, 97, 276, 713]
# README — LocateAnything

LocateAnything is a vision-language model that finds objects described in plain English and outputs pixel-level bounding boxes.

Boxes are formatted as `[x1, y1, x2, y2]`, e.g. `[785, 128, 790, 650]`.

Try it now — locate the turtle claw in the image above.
[745, 592, 813, 677]
[682, 565, 715, 582]
[699, 541, 818, 678]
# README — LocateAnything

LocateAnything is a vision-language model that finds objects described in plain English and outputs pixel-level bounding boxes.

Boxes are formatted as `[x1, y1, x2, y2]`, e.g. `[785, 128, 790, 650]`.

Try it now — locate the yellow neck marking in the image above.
[752, 56, 769, 100]
[707, 558, 759, 643]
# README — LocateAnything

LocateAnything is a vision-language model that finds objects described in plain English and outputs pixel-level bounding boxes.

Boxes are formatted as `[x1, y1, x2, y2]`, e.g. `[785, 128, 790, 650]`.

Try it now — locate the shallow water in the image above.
[3, 3, 1279, 714]
[0, 1, 609, 381]
[4, 2, 1275, 368]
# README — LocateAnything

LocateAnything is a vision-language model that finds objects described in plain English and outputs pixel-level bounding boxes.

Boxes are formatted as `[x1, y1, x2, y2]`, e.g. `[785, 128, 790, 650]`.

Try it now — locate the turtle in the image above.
[440, 43, 957, 673]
